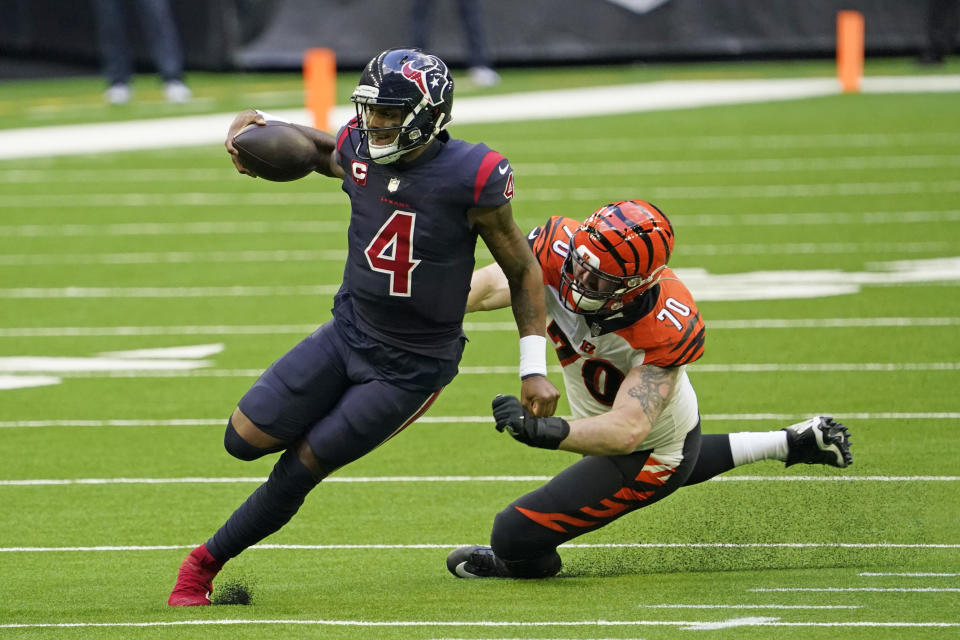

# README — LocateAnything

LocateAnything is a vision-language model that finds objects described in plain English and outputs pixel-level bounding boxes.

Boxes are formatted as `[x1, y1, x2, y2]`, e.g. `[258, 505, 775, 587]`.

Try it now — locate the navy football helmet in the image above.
[348, 48, 454, 164]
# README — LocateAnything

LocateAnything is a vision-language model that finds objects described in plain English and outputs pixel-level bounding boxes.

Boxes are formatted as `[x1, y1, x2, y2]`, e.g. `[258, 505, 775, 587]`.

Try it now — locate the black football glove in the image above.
[492, 394, 570, 450]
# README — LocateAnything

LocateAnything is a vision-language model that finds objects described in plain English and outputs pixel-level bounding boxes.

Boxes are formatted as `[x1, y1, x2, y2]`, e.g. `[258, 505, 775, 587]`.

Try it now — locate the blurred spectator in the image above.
[91, 0, 192, 104]
[918, 0, 960, 64]
[410, 0, 501, 87]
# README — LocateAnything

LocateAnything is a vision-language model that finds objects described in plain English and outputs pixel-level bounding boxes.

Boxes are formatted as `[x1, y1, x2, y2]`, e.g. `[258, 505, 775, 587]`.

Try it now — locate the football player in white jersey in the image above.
[447, 200, 852, 578]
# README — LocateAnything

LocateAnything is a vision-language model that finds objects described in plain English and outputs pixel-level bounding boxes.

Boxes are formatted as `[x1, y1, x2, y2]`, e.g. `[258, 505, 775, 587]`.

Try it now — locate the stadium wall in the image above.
[0, 0, 939, 72]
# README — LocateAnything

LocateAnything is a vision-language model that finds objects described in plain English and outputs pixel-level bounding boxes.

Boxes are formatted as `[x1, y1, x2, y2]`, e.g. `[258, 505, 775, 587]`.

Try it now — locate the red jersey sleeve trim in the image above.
[474, 151, 506, 205]
[336, 117, 358, 152]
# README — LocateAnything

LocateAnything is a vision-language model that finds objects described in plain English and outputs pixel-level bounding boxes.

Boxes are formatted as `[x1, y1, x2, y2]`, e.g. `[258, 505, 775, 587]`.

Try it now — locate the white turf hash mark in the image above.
[1, 618, 958, 629]
[860, 572, 960, 577]
[1, 413, 957, 428]
[0, 475, 956, 487]
[681, 617, 781, 630]
[0, 363, 955, 378]
[1, 180, 960, 207]
[641, 604, 861, 609]
[0, 210, 957, 237]
[0, 317, 958, 337]
[750, 587, 960, 596]
[2, 542, 957, 553]
[2, 242, 953, 266]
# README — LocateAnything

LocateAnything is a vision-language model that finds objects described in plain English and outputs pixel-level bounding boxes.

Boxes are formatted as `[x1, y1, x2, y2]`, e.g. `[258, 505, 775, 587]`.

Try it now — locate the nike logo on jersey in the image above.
[498, 162, 510, 175]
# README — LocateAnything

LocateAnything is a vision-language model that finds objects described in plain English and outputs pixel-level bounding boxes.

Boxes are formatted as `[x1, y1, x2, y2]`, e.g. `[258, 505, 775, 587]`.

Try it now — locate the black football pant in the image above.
[490, 425, 737, 577]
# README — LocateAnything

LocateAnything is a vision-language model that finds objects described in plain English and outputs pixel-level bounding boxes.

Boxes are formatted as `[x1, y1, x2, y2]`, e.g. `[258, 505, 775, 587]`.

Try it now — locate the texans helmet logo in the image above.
[401, 58, 449, 106]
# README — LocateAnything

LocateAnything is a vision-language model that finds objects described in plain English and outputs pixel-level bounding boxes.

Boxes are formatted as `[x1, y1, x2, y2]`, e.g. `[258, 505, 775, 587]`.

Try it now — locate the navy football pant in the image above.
[206, 321, 443, 561]
[237, 320, 442, 473]
[491, 426, 742, 577]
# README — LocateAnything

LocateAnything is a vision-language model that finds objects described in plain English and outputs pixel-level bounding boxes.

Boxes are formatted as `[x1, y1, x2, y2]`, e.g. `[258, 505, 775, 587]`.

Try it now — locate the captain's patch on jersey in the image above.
[351, 160, 368, 186]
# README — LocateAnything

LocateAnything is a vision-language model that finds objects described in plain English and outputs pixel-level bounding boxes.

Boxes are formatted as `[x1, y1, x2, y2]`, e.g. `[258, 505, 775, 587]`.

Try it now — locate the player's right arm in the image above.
[224, 109, 344, 179]
[493, 362, 680, 456]
[558, 363, 680, 455]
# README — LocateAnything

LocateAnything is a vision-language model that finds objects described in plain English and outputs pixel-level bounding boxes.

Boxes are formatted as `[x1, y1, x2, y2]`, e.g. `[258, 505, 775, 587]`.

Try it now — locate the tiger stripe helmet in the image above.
[558, 200, 675, 314]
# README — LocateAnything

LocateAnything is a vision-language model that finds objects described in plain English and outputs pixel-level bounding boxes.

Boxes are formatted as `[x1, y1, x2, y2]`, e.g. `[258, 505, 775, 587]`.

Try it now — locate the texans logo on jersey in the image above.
[401, 58, 450, 106]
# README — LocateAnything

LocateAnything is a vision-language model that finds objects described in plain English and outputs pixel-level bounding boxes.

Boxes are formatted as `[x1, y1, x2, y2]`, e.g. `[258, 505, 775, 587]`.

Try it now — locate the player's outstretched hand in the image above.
[225, 109, 266, 177]
[520, 375, 560, 417]
[492, 394, 570, 450]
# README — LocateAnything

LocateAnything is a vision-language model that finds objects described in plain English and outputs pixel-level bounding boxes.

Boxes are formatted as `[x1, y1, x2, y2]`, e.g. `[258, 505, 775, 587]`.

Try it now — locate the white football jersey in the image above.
[532, 216, 707, 466]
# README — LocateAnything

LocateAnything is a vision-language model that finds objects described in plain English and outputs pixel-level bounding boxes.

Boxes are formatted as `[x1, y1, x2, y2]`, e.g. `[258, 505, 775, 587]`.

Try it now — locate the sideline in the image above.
[1, 75, 958, 160]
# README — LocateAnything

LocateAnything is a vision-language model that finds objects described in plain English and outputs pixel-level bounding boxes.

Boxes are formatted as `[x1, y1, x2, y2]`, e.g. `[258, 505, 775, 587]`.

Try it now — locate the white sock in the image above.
[728, 431, 789, 466]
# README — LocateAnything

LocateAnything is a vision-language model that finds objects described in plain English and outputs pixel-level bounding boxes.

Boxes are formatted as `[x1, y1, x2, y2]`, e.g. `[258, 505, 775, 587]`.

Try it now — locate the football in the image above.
[232, 121, 318, 182]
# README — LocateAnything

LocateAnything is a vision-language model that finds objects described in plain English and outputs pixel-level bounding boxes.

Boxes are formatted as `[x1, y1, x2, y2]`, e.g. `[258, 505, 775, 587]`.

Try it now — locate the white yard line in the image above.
[860, 572, 960, 577]
[1, 74, 957, 160]
[0, 318, 957, 338]
[3, 154, 959, 182]
[0, 412, 956, 428]
[0, 221, 347, 237]
[2, 242, 954, 267]
[0, 181, 958, 208]
[490, 131, 960, 152]
[2, 362, 950, 376]
[641, 604, 861, 609]
[0, 211, 957, 238]
[0, 618, 958, 631]
[1, 542, 956, 553]
[0, 475, 956, 487]
[0, 285, 340, 298]
[749, 587, 960, 596]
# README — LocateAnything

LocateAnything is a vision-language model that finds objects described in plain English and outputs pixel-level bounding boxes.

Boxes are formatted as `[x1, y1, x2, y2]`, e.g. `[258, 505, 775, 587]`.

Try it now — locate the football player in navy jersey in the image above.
[168, 48, 559, 605]
[446, 200, 853, 579]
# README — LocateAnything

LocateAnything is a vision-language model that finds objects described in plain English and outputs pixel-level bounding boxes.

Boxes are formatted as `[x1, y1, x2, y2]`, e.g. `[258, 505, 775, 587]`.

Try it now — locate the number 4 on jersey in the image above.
[365, 210, 421, 297]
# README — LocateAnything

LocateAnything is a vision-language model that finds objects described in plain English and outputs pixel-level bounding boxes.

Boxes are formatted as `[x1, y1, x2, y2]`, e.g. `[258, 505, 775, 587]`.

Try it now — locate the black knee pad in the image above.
[491, 506, 562, 578]
[223, 419, 268, 461]
[491, 510, 562, 578]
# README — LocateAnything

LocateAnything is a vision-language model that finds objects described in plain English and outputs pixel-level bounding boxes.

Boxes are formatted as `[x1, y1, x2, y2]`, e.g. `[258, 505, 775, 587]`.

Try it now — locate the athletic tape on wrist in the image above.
[518, 334, 547, 379]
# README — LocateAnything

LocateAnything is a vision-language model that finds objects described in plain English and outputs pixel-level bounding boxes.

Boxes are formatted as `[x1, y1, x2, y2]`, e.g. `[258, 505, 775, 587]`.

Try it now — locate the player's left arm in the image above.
[470, 201, 559, 417]
[466, 262, 510, 312]
[493, 363, 680, 456]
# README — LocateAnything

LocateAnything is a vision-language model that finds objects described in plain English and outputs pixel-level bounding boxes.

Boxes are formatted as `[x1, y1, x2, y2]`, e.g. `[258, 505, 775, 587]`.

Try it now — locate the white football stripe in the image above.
[1, 542, 956, 552]
[0, 412, 956, 428]
[0, 317, 957, 338]
[0, 242, 953, 267]
[0, 181, 958, 208]
[0, 475, 954, 486]
[0, 210, 957, 238]
[1, 618, 956, 630]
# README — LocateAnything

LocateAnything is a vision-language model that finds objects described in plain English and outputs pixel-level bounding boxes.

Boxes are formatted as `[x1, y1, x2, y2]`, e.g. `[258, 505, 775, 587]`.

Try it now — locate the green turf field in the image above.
[0, 62, 958, 638]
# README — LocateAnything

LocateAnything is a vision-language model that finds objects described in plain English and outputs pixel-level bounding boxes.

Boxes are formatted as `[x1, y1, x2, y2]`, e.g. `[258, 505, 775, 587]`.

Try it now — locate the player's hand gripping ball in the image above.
[231, 122, 318, 181]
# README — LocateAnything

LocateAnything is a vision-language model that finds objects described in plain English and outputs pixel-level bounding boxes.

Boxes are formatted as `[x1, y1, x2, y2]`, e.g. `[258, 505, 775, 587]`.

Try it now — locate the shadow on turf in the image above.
[555, 547, 906, 578]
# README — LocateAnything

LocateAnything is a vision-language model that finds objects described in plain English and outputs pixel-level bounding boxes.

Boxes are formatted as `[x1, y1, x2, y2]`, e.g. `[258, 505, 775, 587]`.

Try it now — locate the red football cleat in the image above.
[168, 544, 225, 606]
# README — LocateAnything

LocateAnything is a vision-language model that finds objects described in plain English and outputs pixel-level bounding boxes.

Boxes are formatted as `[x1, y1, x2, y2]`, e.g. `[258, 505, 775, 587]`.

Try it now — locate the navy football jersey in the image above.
[333, 122, 515, 360]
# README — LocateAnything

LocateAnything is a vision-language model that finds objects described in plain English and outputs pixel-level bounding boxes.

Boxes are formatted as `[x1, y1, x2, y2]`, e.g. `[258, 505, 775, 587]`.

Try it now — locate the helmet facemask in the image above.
[558, 242, 664, 315]
[557, 200, 675, 316]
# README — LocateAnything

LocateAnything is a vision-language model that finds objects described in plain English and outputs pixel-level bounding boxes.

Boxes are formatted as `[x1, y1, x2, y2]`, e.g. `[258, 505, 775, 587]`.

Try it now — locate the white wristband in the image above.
[519, 335, 547, 379]
[255, 109, 289, 124]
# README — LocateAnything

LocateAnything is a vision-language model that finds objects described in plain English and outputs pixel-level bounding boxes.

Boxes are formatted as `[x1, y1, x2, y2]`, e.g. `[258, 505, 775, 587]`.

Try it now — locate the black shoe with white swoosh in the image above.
[446, 545, 509, 578]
